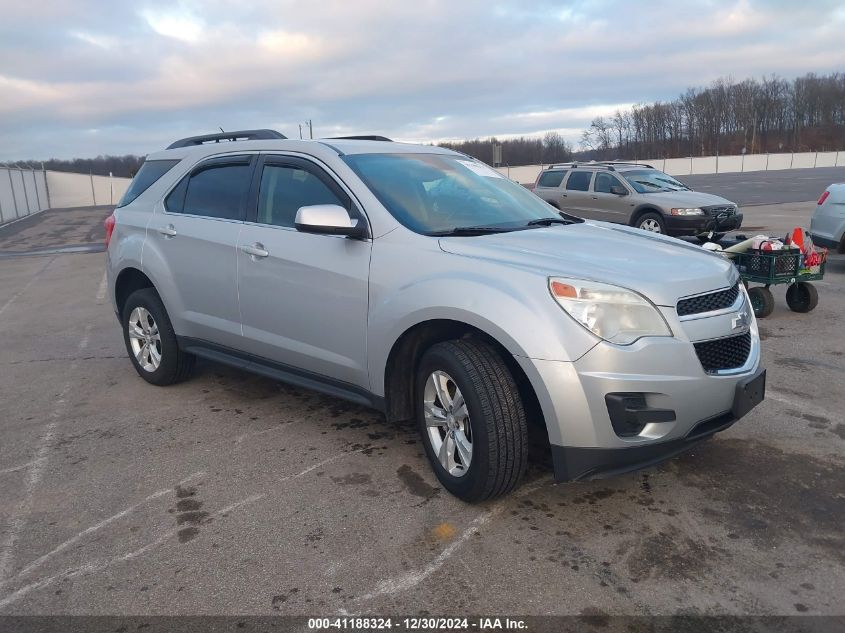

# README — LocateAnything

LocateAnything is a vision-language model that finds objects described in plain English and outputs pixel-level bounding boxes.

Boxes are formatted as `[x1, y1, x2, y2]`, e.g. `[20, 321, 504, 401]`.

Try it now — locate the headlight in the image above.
[670, 208, 704, 216]
[548, 278, 672, 345]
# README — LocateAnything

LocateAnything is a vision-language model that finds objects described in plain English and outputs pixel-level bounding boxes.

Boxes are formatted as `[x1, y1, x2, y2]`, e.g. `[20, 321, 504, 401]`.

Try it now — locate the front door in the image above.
[590, 172, 635, 224]
[236, 155, 372, 389]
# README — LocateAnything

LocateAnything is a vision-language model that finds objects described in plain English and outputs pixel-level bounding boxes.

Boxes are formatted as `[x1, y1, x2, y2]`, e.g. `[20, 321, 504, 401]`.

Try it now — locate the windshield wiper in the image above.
[429, 225, 517, 236]
[525, 217, 571, 227]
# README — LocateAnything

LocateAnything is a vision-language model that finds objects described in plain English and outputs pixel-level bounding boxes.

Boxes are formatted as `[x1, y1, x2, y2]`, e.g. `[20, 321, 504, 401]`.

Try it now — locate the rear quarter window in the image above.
[116, 159, 180, 208]
[537, 170, 566, 188]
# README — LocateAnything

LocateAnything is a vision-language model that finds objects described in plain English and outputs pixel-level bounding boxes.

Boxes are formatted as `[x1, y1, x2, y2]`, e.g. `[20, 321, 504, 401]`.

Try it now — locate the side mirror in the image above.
[610, 185, 628, 196]
[294, 204, 365, 238]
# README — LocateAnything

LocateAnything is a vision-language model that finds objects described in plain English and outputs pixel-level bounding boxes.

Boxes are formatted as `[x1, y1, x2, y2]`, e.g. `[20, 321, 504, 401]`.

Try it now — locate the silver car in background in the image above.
[534, 162, 743, 238]
[809, 183, 845, 253]
[106, 130, 765, 502]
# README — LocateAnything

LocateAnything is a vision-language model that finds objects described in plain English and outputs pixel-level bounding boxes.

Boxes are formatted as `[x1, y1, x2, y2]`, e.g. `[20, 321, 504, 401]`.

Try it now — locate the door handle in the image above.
[241, 242, 269, 259]
[158, 224, 177, 238]
[592, 196, 598, 199]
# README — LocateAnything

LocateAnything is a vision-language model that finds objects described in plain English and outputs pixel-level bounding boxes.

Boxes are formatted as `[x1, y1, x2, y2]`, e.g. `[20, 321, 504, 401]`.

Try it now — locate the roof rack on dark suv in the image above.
[166, 129, 287, 150]
[545, 161, 654, 171]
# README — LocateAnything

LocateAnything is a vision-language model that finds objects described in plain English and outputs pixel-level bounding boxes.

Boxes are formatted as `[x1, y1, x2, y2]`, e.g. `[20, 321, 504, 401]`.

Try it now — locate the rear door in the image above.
[149, 154, 255, 348]
[562, 170, 595, 218]
[236, 154, 372, 389]
[590, 172, 635, 223]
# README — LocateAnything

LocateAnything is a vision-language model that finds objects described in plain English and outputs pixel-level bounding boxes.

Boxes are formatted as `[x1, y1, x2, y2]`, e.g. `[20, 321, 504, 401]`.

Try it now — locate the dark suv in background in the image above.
[534, 162, 743, 238]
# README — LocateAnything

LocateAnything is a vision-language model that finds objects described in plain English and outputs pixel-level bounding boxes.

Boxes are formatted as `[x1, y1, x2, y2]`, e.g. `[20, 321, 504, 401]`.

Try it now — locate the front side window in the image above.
[343, 153, 566, 235]
[623, 169, 690, 193]
[594, 172, 625, 194]
[167, 161, 252, 220]
[117, 159, 179, 208]
[537, 170, 566, 188]
[565, 171, 592, 191]
[257, 165, 345, 228]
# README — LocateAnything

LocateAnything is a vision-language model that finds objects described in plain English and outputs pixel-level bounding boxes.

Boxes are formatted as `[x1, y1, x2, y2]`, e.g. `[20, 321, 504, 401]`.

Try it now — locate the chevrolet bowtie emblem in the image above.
[732, 310, 751, 332]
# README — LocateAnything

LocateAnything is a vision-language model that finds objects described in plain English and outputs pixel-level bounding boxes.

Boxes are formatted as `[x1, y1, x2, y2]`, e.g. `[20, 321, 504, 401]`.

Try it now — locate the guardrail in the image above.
[497, 150, 845, 184]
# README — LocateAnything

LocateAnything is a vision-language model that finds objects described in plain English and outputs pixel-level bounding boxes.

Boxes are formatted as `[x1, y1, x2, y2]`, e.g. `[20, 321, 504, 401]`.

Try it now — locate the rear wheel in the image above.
[785, 281, 818, 313]
[416, 339, 527, 502]
[636, 212, 665, 234]
[122, 288, 195, 385]
[747, 286, 775, 319]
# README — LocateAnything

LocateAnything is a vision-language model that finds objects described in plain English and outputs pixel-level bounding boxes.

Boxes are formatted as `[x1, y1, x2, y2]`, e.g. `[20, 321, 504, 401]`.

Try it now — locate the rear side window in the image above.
[536, 170, 566, 188]
[166, 160, 252, 220]
[565, 171, 592, 191]
[116, 159, 179, 208]
[257, 165, 345, 228]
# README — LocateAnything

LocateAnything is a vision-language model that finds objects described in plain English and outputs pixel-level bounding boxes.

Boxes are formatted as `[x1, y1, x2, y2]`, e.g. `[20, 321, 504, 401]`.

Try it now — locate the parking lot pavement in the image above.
[0, 206, 842, 617]
[683, 167, 845, 206]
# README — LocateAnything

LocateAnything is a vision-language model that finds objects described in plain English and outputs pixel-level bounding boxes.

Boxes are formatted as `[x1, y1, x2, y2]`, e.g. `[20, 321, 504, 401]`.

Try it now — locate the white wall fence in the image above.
[498, 150, 845, 184]
[0, 167, 132, 226]
[0, 168, 49, 225]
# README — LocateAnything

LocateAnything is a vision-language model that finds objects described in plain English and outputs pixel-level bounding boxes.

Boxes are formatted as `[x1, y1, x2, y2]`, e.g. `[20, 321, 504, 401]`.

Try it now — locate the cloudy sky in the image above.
[1, 0, 844, 160]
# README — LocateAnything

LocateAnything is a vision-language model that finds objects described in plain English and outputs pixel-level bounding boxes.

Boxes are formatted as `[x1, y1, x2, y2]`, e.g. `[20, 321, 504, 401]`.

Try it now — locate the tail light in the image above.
[104, 213, 116, 247]
[817, 190, 830, 205]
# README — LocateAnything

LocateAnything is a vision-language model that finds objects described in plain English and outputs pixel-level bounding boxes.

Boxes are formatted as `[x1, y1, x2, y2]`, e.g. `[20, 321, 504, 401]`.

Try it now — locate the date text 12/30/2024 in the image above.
[308, 617, 528, 630]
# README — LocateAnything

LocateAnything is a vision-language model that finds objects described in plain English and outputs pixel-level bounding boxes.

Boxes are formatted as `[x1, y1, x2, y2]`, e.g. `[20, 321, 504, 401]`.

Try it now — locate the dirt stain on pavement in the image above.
[672, 439, 844, 561]
[397, 464, 439, 501]
[173, 485, 209, 543]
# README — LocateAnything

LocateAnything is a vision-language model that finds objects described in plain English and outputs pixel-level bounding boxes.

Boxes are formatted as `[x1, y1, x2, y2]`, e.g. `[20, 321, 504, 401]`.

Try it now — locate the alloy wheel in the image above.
[127, 307, 162, 372]
[640, 218, 662, 232]
[423, 370, 473, 477]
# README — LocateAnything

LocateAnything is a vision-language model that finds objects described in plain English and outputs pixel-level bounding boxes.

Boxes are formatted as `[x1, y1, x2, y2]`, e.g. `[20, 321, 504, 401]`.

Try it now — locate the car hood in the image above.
[438, 221, 737, 306]
[645, 190, 736, 208]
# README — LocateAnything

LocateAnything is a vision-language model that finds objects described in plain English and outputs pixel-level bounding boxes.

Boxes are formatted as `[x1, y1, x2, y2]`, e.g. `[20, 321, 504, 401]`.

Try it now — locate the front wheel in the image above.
[416, 339, 527, 502]
[635, 212, 665, 234]
[122, 288, 195, 386]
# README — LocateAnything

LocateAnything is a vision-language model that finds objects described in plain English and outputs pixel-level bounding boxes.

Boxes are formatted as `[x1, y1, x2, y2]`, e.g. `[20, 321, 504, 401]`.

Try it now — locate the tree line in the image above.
[437, 132, 574, 167]
[580, 73, 845, 160]
[5, 155, 145, 178]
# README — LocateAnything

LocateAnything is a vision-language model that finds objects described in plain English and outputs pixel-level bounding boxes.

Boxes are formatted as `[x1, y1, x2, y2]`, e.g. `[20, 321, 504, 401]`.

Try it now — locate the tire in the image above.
[635, 211, 666, 234]
[122, 288, 195, 386]
[747, 286, 775, 319]
[785, 282, 818, 313]
[416, 339, 528, 502]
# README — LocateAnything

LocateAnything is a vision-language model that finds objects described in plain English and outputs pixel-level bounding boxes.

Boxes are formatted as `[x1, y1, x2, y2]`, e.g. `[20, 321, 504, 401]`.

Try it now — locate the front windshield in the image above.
[343, 153, 564, 234]
[623, 169, 691, 193]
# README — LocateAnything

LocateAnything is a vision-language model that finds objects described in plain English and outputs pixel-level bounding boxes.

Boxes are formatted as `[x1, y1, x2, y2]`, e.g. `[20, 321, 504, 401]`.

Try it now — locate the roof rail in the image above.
[327, 135, 393, 142]
[546, 161, 654, 171]
[166, 129, 286, 149]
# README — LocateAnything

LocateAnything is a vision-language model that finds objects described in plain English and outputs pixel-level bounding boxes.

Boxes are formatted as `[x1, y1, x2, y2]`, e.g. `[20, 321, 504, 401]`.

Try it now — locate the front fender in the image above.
[367, 235, 598, 397]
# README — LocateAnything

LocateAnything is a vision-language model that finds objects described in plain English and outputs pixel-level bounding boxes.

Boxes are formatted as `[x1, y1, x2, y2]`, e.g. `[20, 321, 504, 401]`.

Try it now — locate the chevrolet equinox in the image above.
[106, 129, 766, 502]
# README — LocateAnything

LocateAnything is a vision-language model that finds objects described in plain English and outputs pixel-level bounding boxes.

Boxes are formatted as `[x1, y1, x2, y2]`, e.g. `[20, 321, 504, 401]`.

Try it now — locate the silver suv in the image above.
[106, 130, 765, 501]
[534, 162, 743, 238]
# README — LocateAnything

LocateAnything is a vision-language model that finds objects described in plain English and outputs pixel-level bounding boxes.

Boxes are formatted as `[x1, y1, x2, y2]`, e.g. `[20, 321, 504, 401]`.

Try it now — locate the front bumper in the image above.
[665, 211, 743, 236]
[551, 367, 765, 480]
[514, 293, 763, 482]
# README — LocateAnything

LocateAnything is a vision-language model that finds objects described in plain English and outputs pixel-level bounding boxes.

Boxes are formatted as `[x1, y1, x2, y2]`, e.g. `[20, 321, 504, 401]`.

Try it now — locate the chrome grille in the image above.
[677, 284, 740, 317]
